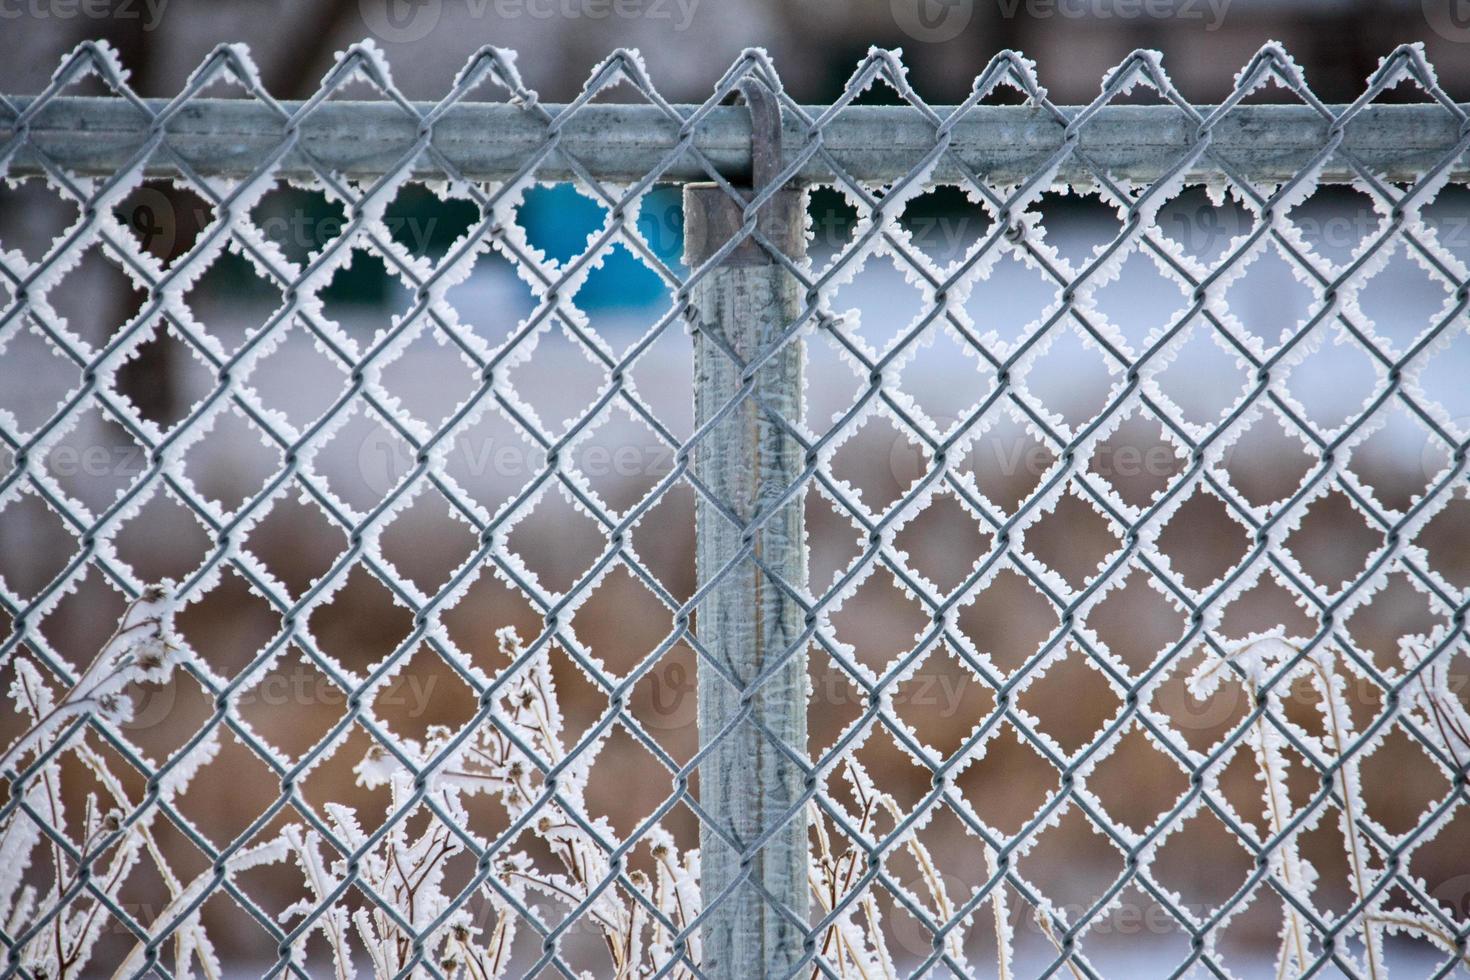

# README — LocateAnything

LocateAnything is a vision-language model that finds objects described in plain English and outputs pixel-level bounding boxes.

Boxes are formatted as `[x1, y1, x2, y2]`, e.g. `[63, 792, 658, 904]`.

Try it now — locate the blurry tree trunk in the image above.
[93, 3, 177, 426]
[87, 0, 358, 428]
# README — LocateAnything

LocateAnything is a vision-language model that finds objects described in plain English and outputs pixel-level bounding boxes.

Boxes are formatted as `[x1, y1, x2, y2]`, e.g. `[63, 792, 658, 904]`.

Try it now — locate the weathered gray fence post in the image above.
[685, 89, 809, 979]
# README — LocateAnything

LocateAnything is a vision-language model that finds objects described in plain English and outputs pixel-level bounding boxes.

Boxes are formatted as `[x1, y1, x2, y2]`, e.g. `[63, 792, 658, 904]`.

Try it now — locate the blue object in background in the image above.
[517, 184, 684, 313]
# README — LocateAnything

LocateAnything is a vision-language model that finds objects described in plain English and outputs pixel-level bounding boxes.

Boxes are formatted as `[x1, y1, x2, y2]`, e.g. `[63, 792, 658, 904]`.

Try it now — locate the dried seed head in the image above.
[452, 923, 470, 942]
[102, 811, 122, 833]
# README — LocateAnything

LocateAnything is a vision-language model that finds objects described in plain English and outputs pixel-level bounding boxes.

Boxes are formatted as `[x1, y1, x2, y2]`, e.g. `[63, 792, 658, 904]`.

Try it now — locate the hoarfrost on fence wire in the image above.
[0, 34, 1468, 980]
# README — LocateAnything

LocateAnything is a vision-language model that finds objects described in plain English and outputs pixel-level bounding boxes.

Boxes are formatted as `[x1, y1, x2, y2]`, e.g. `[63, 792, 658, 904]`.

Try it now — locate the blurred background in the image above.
[4, 0, 1470, 103]
[3, 1, 1470, 975]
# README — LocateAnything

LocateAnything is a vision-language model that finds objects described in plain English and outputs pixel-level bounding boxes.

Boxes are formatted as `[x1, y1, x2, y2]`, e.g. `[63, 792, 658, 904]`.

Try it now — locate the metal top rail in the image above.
[5, 97, 1469, 185]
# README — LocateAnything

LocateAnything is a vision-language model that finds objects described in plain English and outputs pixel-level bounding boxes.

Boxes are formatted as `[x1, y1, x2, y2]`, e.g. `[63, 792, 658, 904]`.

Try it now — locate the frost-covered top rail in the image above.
[5, 98, 1470, 185]
[3, 39, 1469, 190]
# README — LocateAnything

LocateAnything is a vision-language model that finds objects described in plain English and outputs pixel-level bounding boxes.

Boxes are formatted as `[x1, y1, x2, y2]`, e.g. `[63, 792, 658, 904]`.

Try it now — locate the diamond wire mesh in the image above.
[0, 37, 1468, 980]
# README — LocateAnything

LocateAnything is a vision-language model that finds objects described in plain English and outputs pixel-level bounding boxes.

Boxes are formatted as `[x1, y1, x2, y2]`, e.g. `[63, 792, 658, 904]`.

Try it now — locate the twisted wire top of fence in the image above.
[4, 40, 1470, 187]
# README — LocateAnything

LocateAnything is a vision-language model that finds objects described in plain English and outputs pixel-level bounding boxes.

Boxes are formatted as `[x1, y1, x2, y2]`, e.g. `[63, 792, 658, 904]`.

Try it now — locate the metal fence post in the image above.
[684, 91, 809, 978]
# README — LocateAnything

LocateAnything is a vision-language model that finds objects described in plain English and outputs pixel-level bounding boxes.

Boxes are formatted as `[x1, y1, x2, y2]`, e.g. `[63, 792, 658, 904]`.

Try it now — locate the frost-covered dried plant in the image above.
[344, 630, 1017, 978]
[0, 585, 253, 979]
[336, 627, 703, 978]
[1190, 632, 1470, 977]
[1399, 634, 1470, 773]
[35, 599, 1461, 978]
[1, 586, 177, 775]
[807, 757, 1011, 979]
[5, 607, 1002, 978]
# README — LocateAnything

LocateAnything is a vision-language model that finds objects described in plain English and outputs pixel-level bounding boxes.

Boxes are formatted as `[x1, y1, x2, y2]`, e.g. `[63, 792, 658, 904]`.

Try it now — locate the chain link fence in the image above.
[1, 37, 1469, 979]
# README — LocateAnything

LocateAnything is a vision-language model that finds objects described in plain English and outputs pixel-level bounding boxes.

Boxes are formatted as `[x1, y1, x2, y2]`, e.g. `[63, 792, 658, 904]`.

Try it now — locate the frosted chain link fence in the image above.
[0, 35, 1468, 980]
